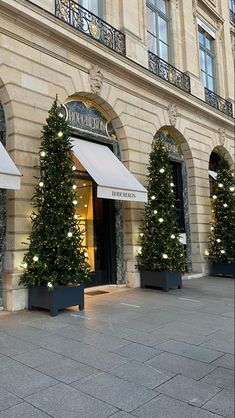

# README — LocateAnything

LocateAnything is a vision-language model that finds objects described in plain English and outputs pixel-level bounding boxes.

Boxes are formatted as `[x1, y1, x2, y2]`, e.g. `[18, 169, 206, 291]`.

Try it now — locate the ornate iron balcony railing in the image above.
[230, 10, 235, 25]
[148, 51, 191, 93]
[55, 0, 126, 56]
[205, 88, 233, 117]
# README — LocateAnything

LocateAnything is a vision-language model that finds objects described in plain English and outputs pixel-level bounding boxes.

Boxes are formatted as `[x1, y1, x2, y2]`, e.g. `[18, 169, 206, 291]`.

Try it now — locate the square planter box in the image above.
[212, 262, 235, 278]
[28, 282, 84, 316]
[140, 271, 182, 292]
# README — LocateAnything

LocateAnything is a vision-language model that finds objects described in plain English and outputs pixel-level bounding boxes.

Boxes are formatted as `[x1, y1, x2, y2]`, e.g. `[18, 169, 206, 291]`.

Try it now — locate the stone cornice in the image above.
[198, 0, 224, 24]
[0, 0, 233, 127]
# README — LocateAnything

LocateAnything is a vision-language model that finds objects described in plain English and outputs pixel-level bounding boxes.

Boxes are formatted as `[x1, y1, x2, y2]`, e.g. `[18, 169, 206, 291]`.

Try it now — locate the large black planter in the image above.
[28, 282, 84, 316]
[212, 262, 235, 278]
[140, 271, 182, 292]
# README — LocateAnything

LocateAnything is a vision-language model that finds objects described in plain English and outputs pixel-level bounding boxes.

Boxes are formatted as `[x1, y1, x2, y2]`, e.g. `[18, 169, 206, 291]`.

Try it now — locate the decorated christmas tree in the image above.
[208, 158, 235, 264]
[20, 99, 90, 289]
[137, 138, 185, 272]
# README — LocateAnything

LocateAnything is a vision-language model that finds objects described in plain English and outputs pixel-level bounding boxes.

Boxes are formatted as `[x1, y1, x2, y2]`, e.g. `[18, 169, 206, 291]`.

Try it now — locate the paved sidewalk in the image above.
[0, 276, 234, 418]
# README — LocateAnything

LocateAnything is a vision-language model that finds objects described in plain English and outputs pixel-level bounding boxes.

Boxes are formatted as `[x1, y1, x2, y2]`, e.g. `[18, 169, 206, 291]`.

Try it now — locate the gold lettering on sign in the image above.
[68, 109, 106, 134]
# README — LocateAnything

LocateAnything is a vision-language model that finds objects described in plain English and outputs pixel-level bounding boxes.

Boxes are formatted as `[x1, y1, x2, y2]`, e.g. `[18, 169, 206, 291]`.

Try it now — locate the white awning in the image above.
[209, 170, 217, 180]
[71, 138, 147, 202]
[0, 143, 21, 190]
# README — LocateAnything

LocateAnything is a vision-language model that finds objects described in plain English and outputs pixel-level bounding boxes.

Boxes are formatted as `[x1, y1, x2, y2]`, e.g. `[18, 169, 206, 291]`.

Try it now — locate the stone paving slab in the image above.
[133, 393, 225, 418]
[0, 333, 37, 357]
[203, 388, 234, 418]
[114, 342, 162, 362]
[156, 339, 223, 363]
[12, 348, 63, 367]
[0, 387, 21, 412]
[212, 353, 234, 370]
[0, 363, 57, 398]
[199, 366, 234, 389]
[72, 372, 158, 412]
[36, 357, 99, 384]
[201, 338, 234, 354]
[109, 412, 137, 418]
[146, 351, 217, 380]
[157, 375, 221, 406]
[82, 332, 132, 351]
[25, 383, 117, 418]
[110, 359, 175, 389]
[0, 403, 52, 418]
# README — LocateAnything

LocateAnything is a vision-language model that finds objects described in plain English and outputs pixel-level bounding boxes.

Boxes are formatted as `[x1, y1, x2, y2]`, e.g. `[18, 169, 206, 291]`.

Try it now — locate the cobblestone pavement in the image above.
[0, 276, 234, 418]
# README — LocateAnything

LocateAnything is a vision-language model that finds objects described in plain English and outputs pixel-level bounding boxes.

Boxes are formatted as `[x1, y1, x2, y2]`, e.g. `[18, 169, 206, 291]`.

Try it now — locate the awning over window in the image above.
[209, 170, 217, 180]
[0, 143, 21, 190]
[71, 138, 147, 202]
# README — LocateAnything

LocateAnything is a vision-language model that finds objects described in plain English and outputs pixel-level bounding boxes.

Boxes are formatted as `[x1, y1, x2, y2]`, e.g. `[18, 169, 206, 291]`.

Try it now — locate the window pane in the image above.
[157, 0, 167, 14]
[159, 41, 168, 61]
[206, 55, 214, 76]
[147, 7, 156, 35]
[81, 0, 99, 15]
[200, 49, 205, 71]
[198, 30, 204, 46]
[201, 70, 206, 87]
[207, 75, 214, 91]
[148, 33, 157, 54]
[205, 35, 212, 51]
[158, 15, 168, 43]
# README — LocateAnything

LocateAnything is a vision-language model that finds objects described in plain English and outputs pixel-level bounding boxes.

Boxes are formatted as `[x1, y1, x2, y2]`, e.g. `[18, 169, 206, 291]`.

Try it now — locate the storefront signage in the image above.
[62, 99, 116, 139]
[154, 131, 183, 161]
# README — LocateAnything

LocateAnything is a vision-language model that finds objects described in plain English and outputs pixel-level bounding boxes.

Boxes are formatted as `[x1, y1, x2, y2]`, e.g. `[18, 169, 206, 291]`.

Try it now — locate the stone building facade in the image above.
[0, 0, 234, 311]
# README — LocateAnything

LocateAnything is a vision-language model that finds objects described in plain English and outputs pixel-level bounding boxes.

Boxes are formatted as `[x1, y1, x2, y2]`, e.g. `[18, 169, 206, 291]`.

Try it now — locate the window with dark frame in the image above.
[198, 26, 216, 92]
[147, 0, 170, 62]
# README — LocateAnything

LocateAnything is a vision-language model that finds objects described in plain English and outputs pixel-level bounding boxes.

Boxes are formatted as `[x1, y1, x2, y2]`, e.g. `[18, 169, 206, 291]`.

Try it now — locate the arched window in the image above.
[0, 103, 6, 306]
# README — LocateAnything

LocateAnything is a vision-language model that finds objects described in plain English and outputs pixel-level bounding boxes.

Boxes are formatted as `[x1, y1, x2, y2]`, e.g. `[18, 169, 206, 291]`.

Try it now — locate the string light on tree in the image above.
[58, 131, 63, 137]
[218, 183, 223, 188]
[221, 250, 225, 254]
[159, 168, 165, 173]
[67, 232, 73, 238]
[212, 195, 217, 200]
[229, 186, 235, 192]
[223, 203, 228, 208]
[40, 151, 46, 157]
[216, 238, 221, 243]
[73, 200, 78, 205]
[39, 182, 44, 188]
[33, 256, 39, 262]
[162, 254, 168, 259]
[154, 210, 157, 214]
[171, 234, 175, 239]
[158, 218, 164, 223]
[72, 166, 76, 171]
[151, 195, 156, 200]
[72, 185, 77, 190]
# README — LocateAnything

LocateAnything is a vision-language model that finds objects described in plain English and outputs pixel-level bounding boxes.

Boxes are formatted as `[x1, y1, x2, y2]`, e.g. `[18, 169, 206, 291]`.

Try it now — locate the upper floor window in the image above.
[80, 0, 103, 17]
[147, 0, 170, 62]
[198, 27, 216, 92]
[230, 0, 235, 12]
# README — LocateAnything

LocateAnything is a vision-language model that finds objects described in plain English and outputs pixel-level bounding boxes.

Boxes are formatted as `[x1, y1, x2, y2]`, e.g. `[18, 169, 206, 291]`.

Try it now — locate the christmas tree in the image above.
[137, 138, 185, 272]
[208, 158, 235, 263]
[20, 99, 90, 289]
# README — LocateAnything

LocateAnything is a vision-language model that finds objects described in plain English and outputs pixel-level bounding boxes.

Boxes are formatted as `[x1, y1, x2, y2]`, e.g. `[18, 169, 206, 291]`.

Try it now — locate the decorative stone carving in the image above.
[89, 64, 103, 95]
[192, 0, 197, 24]
[218, 127, 226, 145]
[217, 20, 223, 41]
[167, 103, 177, 126]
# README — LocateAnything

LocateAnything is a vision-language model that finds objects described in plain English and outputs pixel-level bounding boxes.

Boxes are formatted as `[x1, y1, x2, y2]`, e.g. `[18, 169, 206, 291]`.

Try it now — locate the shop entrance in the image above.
[75, 173, 116, 287]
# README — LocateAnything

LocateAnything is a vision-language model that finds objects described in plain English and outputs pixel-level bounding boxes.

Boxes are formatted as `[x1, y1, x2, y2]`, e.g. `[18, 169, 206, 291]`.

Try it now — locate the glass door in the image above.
[75, 175, 116, 287]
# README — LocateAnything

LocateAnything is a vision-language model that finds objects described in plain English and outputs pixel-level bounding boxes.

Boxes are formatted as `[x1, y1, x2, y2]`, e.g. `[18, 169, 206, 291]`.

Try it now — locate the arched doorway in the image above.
[62, 96, 147, 287]
[154, 129, 192, 272]
[0, 103, 6, 306]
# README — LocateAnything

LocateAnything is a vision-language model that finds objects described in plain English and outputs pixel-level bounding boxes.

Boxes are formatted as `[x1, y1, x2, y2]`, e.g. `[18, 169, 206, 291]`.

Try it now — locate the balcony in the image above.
[55, 0, 126, 56]
[205, 88, 233, 117]
[148, 51, 191, 94]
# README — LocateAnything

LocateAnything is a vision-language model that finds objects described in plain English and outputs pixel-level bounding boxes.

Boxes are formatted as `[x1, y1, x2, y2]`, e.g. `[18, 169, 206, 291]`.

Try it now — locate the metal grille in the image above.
[55, 0, 126, 56]
[148, 51, 191, 93]
[0, 103, 6, 306]
[205, 88, 233, 117]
